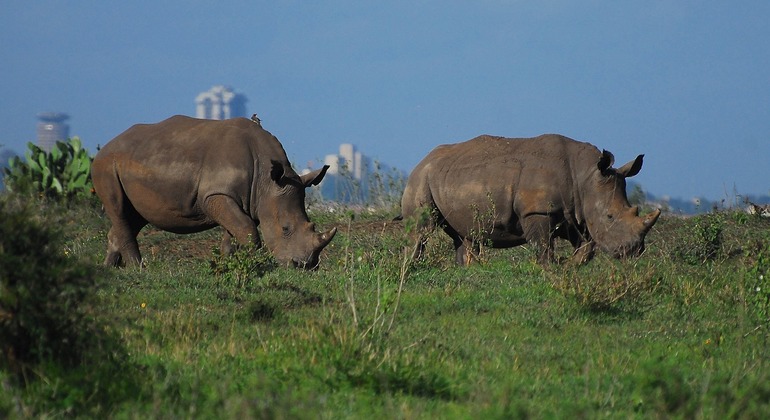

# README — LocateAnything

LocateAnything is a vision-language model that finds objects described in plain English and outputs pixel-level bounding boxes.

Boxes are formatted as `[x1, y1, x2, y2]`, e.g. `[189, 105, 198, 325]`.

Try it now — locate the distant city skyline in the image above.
[323, 143, 369, 181]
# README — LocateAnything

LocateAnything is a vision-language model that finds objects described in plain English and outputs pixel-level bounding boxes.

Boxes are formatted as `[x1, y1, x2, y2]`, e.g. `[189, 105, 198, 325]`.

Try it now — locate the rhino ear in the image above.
[598, 150, 615, 174]
[270, 160, 286, 183]
[300, 165, 330, 187]
[617, 154, 644, 178]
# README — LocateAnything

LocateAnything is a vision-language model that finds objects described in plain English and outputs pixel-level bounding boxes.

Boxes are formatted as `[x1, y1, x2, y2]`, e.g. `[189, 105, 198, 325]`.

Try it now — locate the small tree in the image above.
[3, 138, 93, 200]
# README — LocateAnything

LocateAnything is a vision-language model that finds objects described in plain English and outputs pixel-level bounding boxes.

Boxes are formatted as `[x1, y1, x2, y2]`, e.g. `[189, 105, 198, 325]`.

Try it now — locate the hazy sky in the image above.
[2, 1, 769, 200]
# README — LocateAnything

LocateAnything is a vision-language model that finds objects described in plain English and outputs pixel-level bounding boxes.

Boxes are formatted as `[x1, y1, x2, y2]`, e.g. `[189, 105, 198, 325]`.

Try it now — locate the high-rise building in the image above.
[324, 143, 369, 181]
[195, 85, 247, 120]
[36, 112, 70, 152]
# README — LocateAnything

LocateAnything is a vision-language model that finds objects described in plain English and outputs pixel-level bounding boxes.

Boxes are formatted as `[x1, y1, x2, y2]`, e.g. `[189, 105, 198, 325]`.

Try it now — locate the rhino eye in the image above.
[607, 214, 614, 220]
[282, 226, 291, 236]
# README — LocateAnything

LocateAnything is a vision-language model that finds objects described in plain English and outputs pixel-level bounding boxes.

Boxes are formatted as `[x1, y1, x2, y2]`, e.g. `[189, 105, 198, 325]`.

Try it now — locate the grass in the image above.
[2, 197, 770, 418]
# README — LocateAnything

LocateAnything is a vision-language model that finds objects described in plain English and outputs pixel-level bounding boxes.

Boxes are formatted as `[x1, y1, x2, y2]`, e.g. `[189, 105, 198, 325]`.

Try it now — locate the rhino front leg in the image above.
[522, 214, 556, 264]
[204, 195, 261, 251]
[571, 241, 595, 265]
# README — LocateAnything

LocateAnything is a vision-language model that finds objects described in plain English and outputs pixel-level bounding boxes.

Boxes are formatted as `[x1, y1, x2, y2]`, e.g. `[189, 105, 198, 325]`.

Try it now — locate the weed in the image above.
[674, 212, 725, 264]
[546, 257, 662, 315]
[209, 241, 278, 288]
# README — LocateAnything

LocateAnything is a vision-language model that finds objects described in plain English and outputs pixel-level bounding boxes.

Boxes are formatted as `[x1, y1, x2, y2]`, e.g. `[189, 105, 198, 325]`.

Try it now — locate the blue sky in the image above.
[2, 1, 769, 201]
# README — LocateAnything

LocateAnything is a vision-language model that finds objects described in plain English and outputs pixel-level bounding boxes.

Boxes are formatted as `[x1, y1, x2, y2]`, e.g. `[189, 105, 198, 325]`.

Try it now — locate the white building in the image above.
[195, 85, 247, 120]
[324, 143, 369, 181]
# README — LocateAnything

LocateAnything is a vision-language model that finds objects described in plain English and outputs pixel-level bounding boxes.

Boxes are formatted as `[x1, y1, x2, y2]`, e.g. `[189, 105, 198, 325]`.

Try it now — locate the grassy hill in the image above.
[2, 197, 770, 418]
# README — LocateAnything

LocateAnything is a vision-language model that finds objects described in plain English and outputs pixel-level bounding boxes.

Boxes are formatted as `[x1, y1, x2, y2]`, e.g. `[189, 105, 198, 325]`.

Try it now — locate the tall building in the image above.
[324, 143, 369, 181]
[36, 112, 70, 152]
[195, 85, 247, 120]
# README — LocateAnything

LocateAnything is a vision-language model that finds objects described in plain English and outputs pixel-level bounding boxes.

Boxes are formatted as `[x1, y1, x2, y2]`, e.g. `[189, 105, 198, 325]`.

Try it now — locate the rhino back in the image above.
[93, 115, 287, 228]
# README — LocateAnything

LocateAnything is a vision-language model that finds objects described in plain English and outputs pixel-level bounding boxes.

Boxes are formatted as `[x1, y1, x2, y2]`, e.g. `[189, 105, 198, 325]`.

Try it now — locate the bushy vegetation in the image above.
[2, 138, 93, 199]
[2, 184, 770, 417]
[0, 196, 136, 417]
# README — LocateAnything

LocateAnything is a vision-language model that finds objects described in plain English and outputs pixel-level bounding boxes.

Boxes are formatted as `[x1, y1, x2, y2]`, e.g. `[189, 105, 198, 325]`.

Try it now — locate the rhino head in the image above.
[258, 161, 337, 269]
[581, 150, 660, 258]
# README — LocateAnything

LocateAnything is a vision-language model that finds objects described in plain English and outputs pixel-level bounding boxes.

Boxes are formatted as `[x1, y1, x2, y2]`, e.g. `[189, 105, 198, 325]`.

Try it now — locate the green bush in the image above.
[3, 138, 93, 199]
[209, 242, 278, 287]
[0, 197, 106, 373]
[674, 212, 724, 264]
[0, 197, 137, 416]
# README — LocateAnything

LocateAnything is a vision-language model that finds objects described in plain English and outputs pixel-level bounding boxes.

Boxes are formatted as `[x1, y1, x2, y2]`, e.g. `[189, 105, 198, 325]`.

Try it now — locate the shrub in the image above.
[2, 138, 93, 200]
[0, 197, 106, 374]
[674, 212, 724, 264]
[209, 243, 278, 288]
[0, 197, 137, 416]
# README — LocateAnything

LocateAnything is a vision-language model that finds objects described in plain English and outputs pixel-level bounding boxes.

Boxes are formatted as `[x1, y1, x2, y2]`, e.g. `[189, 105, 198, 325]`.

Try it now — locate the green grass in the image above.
[2, 198, 770, 418]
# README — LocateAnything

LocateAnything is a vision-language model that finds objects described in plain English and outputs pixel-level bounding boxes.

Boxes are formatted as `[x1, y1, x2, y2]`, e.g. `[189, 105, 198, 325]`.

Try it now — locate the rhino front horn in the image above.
[318, 227, 337, 248]
[642, 209, 661, 232]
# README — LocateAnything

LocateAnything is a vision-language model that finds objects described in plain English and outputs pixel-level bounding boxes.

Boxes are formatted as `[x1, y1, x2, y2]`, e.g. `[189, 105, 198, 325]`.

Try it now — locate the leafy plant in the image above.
[674, 212, 724, 264]
[3, 137, 93, 199]
[209, 242, 278, 287]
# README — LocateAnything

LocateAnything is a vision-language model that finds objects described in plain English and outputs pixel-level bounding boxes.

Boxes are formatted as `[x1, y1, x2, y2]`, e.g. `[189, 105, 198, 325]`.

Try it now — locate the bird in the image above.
[251, 113, 262, 126]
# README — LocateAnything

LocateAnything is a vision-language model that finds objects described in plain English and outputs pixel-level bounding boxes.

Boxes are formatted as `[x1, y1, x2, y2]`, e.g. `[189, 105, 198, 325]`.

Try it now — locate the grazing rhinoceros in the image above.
[92, 115, 336, 268]
[399, 134, 661, 264]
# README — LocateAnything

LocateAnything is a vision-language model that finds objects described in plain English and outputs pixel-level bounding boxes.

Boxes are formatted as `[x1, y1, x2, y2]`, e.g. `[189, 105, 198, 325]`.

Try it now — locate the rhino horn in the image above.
[318, 227, 337, 249]
[642, 209, 661, 233]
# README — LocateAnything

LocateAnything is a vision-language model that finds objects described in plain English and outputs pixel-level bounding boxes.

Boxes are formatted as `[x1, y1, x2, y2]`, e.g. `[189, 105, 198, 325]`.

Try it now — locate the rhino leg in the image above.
[571, 241, 595, 265]
[204, 195, 261, 249]
[521, 214, 556, 263]
[220, 230, 234, 255]
[403, 205, 439, 261]
[453, 237, 480, 266]
[103, 218, 146, 267]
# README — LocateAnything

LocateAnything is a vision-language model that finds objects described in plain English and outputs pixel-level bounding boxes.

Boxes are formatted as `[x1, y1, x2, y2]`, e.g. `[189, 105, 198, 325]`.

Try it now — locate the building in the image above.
[36, 112, 70, 152]
[323, 143, 369, 181]
[195, 85, 247, 120]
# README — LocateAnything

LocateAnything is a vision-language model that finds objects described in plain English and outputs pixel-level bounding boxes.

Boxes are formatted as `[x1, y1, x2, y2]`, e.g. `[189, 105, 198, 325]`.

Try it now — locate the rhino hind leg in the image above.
[103, 217, 146, 267]
[403, 204, 440, 261]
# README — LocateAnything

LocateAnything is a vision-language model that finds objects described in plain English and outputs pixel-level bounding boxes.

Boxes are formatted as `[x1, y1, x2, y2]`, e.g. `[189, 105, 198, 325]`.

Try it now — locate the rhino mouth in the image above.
[609, 241, 645, 259]
[291, 254, 320, 270]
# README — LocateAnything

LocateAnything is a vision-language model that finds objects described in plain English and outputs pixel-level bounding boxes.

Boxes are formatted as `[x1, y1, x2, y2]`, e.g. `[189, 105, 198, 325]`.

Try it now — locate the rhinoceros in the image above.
[399, 134, 661, 264]
[92, 115, 336, 268]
